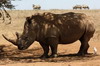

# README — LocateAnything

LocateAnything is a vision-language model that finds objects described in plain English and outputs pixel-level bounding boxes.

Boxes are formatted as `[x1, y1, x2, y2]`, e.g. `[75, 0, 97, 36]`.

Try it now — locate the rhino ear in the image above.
[26, 17, 31, 24]
[26, 17, 30, 21]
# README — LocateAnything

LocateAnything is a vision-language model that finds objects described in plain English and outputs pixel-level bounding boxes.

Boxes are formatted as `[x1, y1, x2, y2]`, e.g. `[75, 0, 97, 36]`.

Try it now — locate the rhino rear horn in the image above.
[16, 32, 20, 39]
[2, 34, 17, 46]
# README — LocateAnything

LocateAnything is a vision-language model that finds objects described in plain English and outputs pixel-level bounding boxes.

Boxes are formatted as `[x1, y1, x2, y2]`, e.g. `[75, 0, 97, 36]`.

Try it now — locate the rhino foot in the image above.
[49, 54, 58, 58]
[77, 52, 88, 56]
[40, 55, 49, 59]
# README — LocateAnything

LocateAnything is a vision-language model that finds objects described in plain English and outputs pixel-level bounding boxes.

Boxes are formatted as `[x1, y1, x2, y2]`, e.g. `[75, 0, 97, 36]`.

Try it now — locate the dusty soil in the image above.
[0, 10, 100, 66]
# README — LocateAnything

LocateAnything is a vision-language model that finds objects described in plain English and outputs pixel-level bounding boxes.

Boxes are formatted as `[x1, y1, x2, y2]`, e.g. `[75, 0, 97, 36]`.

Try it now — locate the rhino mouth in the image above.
[18, 46, 26, 50]
[18, 41, 29, 50]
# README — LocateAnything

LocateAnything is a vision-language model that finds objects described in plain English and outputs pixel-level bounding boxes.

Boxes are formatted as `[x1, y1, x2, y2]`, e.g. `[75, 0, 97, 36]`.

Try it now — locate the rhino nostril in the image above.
[18, 46, 24, 50]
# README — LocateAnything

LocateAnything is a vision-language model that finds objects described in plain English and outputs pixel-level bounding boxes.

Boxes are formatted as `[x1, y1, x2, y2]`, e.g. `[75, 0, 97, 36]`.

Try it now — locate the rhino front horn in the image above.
[2, 34, 17, 46]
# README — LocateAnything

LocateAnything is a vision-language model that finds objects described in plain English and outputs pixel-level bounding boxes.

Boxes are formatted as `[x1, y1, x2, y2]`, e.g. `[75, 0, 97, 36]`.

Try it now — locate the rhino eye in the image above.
[25, 36, 28, 39]
[23, 36, 28, 40]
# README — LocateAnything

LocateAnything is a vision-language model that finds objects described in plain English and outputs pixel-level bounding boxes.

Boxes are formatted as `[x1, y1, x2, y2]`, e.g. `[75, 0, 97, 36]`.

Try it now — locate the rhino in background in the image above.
[73, 5, 89, 10]
[73, 5, 82, 9]
[82, 5, 89, 9]
[33, 4, 41, 10]
[3, 12, 95, 58]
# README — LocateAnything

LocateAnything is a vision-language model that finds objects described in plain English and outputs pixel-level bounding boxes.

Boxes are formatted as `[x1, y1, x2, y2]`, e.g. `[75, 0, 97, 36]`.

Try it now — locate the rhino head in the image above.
[2, 16, 39, 50]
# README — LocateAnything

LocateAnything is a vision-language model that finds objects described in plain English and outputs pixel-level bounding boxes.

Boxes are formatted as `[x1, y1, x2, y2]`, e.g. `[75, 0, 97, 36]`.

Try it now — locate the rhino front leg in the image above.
[47, 37, 58, 58]
[40, 42, 49, 58]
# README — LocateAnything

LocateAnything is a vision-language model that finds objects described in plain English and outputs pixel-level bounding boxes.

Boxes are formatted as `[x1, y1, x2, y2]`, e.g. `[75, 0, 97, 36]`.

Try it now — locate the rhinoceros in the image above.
[73, 5, 82, 9]
[33, 4, 41, 10]
[2, 12, 95, 58]
[82, 5, 89, 9]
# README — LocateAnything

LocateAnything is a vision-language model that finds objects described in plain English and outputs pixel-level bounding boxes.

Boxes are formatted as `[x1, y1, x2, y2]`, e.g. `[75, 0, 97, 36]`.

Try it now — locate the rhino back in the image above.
[32, 12, 94, 44]
[55, 13, 87, 43]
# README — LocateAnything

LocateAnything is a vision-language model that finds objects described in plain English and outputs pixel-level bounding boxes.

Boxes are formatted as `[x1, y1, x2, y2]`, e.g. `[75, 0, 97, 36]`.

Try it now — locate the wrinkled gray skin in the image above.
[3, 12, 95, 58]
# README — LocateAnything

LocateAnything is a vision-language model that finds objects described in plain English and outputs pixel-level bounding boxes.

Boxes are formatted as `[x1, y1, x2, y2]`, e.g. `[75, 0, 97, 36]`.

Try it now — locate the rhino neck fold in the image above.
[35, 26, 41, 41]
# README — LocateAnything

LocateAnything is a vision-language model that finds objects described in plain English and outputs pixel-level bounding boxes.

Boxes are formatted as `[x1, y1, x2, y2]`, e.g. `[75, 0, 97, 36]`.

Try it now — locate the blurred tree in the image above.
[0, 0, 20, 24]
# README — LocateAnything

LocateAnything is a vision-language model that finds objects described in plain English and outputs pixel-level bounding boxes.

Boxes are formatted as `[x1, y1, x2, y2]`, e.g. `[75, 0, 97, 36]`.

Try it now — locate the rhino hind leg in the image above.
[78, 32, 94, 56]
[78, 39, 90, 56]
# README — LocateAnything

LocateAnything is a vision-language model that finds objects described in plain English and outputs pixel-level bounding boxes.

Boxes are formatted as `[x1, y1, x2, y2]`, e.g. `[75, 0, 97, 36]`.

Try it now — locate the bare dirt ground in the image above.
[0, 10, 100, 66]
